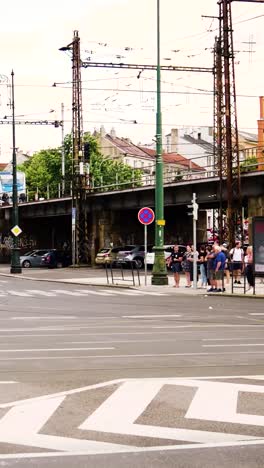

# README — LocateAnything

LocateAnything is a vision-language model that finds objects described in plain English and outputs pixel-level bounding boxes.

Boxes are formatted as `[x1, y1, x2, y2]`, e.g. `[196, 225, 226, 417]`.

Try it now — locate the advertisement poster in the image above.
[253, 217, 264, 275]
[0, 172, 26, 195]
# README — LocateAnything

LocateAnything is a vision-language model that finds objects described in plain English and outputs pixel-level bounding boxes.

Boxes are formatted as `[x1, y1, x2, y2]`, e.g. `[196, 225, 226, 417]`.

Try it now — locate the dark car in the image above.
[41, 250, 72, 269]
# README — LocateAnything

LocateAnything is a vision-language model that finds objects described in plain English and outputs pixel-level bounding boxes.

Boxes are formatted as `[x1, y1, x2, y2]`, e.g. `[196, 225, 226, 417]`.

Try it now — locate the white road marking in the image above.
[203, 337, 264, 341]
[25, 290, 57, 297]
[250, 313, 264, 316]
[0, 350, 264, 361]
[122, 314, 182, 319]
[0, 347, 115, 353]
[185, 379, 264, 426]
[50, 290, 88, 296]
[0, 376, 262, 455]
[0, 396, 131, 453]
[7, 291, 33, 297]
[11, 316, 77, 320]
[80, 379, 258, 442]
[203, 343, 264, 348]
[75, 289, 115, 296]
[100, 289, 167, 296]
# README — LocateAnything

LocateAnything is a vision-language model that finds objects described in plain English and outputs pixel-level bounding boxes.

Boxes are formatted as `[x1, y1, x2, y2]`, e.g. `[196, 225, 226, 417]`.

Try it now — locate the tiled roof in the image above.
[139, 147, 203, 171]
[103, 132, 203, 170]
[0, 163, 7, 171]
[105, 134, 152, 159]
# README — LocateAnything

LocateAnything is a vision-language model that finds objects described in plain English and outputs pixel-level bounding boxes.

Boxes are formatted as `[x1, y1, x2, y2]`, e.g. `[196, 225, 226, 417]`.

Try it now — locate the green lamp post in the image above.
[10, 70, 22, 274]
[151, 0, 168, 285]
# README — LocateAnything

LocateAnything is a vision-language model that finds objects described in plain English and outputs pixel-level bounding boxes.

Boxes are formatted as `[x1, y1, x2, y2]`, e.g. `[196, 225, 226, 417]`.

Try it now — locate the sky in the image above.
[0, 0, 264, 162]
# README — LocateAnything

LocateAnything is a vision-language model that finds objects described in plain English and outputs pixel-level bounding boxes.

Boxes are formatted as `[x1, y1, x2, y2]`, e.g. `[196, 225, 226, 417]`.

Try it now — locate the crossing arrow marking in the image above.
[0, 376, 263, 453]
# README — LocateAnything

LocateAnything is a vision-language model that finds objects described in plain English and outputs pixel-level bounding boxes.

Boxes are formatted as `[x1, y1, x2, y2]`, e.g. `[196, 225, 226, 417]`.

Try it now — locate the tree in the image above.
[18, 132, 142, 199]
[240, 156, 258, 173]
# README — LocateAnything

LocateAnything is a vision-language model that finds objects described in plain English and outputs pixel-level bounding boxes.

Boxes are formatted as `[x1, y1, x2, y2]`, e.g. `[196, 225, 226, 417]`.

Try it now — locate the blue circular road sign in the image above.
[138, 207, 155, 225]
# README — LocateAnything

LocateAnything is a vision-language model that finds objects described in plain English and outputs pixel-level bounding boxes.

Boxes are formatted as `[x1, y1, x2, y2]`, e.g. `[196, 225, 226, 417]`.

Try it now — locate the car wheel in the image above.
[22, 260, 31, 268]
[56, 262, 63, 269]
[134, 258, 144, 269]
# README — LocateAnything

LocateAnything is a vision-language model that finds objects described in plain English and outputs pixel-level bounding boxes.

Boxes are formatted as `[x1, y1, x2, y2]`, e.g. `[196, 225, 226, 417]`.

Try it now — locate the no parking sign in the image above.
[138, 207, 155, 225]
[138, 207, 155, 285]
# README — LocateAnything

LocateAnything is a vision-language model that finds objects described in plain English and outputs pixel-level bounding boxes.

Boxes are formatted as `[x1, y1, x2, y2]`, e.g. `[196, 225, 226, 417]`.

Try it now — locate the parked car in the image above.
[41, 250, 72, 268]
[20, 249, 51, 268]
[146, 244, 186, 267]
[115, 245, 152, 269]
[95, 247, 121, 266]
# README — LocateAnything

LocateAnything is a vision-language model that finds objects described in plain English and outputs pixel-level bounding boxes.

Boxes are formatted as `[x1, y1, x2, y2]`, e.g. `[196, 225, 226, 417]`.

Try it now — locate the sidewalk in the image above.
[0, 265, 263, 297]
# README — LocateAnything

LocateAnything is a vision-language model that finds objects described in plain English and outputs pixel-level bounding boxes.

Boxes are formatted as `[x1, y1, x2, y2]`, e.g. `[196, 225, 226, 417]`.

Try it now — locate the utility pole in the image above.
[215, 0, 241, 247]
[10, 71, 22, 274]
[61, 103, 65, 196]
[60, 31, 88, 265]
[151, 0, 168, 285]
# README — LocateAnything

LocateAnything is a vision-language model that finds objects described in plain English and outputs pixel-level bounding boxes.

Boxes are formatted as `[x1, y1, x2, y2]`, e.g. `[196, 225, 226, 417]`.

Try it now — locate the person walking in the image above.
[213, 245, 226, 292]
[169, 245, 183, 288]
[198, 245, 207, 288]
[230, 241, 244, 284]
[221, 243, 230, 285]
[206, 245, 217, 292]
[182, 245, 192, 287]
[245, 245, 254, 289]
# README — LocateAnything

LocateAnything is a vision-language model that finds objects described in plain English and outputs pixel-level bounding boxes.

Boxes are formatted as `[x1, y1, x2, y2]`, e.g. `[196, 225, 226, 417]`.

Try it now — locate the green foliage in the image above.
[18, 132, 143, 198]
[240, 156, 258, 173]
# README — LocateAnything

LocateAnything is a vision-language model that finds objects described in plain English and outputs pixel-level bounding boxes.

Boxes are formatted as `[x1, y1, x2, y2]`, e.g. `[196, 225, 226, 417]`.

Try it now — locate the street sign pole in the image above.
[192, 193, 198, 290]
[144, 224, 147, 286]
[138, 207, 155, 286]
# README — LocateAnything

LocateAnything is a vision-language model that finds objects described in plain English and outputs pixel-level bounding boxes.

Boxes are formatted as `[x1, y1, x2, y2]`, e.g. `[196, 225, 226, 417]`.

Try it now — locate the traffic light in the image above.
[84, 142, 91, 162]
[187, 194, 199, 221]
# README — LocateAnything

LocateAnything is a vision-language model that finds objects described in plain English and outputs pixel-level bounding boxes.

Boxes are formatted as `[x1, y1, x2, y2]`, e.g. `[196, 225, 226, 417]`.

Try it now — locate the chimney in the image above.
[171, 128, 178, 153]
[100, 125, 106, 137]
[257, 96, 264, 171]
[110, 127, 116, 138]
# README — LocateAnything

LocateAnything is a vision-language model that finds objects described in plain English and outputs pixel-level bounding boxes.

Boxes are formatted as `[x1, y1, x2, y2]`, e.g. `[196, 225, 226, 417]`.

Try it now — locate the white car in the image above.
[146, 245, 186, 266]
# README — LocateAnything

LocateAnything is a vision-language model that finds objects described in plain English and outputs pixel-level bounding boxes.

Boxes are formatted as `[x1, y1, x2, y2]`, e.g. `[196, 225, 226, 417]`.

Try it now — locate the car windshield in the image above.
[24, 251, 35, 256]
[98, 249, 110, 254]
[111, 247, 120, 253]
[119, 246, 135, 251]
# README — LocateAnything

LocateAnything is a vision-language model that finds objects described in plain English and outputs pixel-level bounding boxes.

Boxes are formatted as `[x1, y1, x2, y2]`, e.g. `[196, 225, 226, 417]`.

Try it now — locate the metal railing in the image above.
[1, 159, 263, 205]
[105, 260, 141, 287]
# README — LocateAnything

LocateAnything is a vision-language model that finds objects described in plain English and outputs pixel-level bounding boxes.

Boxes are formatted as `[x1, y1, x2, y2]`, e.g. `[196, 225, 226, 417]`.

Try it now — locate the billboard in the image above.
[252, 217, 264, 275]
[0, 172, 26, 195]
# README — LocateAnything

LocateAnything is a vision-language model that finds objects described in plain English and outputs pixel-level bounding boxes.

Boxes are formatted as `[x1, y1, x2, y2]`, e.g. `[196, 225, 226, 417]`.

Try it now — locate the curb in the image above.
[0, 272, 135, 290]
[0, 272, 264, 298]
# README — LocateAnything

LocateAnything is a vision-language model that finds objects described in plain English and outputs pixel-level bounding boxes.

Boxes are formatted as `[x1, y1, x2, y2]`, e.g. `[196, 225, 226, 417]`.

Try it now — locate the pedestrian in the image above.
[245, 245, 254, 289]
[168, 245, 183, 288]
[182, 245, 192, 287]
[198, 244, 207, 288]
[213, 245, 226, 292]
[206, 244, 217, 292]
[221, 243, 230, 285]
[190, 244, 199, 286]
[230, 241, 244, 284]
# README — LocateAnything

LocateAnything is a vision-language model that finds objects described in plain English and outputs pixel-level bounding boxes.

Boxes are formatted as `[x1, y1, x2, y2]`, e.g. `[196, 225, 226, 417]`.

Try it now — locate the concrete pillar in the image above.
[257, 97, 264, 171]
[171, 128, 178, 154]
[197, 210, 207, 244]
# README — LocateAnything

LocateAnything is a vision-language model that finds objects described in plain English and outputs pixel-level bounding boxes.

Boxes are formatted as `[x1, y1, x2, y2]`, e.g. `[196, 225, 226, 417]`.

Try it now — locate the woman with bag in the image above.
[169, 245, 183, 288]
[182, 245, 192, 287]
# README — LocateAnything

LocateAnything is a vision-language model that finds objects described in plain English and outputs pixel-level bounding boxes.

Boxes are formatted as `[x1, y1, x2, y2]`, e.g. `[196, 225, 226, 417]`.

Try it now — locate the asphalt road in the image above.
[0, 276, 263, 467]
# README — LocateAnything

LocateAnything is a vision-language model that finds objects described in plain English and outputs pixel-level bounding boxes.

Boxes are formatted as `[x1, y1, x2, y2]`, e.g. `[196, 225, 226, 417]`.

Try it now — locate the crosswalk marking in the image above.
[25, 290, 57, 297]
[75, 289, 115, 296]
[7, 290, 33, 297]
[0, 289, 167, 298]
